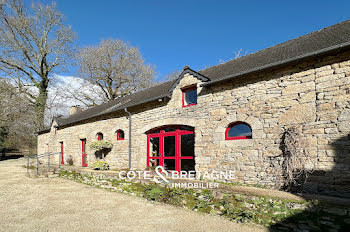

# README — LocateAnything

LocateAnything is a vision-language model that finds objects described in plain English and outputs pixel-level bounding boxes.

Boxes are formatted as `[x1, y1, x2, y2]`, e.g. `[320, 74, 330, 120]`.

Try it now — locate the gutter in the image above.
[201, 41, 350, 87]
[124, 108, 132, 169]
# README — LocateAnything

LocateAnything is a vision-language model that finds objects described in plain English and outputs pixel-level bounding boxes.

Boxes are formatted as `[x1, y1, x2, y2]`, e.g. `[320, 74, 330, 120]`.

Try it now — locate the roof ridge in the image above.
[199, 19, 350, 73]
[64, 80, 175, 118]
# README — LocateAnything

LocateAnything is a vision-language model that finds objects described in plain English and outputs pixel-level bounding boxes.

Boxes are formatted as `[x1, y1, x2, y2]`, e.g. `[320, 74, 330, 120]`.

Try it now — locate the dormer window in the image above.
[182, 86, 197, 107]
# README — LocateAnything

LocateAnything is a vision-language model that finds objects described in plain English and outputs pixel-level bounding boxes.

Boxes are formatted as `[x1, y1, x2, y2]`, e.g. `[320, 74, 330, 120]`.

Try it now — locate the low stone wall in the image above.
[59, 169, 350, 231]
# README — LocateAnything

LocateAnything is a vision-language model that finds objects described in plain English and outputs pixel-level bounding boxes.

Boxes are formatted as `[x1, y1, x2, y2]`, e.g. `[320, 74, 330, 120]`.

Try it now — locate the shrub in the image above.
[66, 155, 74, 165]
[91, 160, 109, 170]
[89, 141, 113, 151]
[145, 187, 164, 201]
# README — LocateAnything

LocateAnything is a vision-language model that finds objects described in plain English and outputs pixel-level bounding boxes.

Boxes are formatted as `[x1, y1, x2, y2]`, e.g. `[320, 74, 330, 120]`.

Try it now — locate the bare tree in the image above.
[0, 78, 36, 153]
[76, 39, 155, 104]
[164, 69, 182, 81]
[55, 75, 107, 108]
[218, 48, 249, 64]
[0, 0, 76, 128]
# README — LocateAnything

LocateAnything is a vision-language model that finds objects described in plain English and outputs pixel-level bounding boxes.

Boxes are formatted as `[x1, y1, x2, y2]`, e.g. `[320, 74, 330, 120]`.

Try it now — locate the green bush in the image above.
[89, 141, 113, 151]
[145, 187, 164, 201]
[91, 161, 109, 170]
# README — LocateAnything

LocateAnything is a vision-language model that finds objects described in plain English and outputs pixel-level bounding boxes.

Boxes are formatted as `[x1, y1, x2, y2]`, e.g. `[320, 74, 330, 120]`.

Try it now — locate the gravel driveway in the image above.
[0, 159, 267, 232]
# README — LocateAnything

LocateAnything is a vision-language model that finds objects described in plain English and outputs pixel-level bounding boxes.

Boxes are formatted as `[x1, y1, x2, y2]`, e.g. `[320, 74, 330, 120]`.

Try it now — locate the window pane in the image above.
[82, 139, 86, 153]
[164, 127, 176, 132]
[149, 158, 159, 167]
[181, 159, 195, 171]
[97, 133, 103, 140]
[164, 159, 175, 171]
[228, 123, 252, 137]
[179, 125, 194, 131]
[149, 137, 160, 157]
[181, 134, 194, 157]
[164, 136, 175, 157]
[185, 89, 197, 105]
[118, 131, 124, 139]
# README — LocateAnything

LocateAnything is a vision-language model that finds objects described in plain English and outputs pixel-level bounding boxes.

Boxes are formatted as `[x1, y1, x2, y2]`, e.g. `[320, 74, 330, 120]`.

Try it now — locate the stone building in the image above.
[38, 20, 350, 197]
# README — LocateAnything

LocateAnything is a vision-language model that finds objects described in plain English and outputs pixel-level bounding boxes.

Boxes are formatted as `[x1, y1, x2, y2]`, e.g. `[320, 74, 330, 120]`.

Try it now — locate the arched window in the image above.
[225, 122, 252, 140]
[97, 132, 103, 141]
[116, 130, 125, 140]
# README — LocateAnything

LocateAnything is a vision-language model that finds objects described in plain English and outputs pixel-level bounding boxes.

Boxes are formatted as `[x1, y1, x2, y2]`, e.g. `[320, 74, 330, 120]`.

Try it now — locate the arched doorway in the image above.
[146, 125, 195, 173]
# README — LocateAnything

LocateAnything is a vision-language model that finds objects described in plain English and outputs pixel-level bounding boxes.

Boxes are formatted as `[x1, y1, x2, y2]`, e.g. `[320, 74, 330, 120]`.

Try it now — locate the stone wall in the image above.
[38, 51, 350, 197]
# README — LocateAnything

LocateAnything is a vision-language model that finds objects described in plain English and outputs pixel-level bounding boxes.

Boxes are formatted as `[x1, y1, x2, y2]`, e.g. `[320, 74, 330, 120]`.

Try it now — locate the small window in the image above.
[225, 122, 252, 140]
[182, 86, 197, 107]
[116, 130, 124, 140]
[97, 132, 103, 141]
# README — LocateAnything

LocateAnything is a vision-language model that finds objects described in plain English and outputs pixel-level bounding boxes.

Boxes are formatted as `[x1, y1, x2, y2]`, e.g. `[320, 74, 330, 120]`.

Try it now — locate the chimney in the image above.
[70, 106, 83, 115]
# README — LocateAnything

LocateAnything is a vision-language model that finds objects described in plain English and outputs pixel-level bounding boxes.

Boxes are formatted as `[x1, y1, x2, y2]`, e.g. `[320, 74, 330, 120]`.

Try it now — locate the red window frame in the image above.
[225, 122, 252, 140]
[116, 130, 124, 140]
[182, 85, 197, 107]
[146, 125, 194, 173]
[97, 133, 103, 141]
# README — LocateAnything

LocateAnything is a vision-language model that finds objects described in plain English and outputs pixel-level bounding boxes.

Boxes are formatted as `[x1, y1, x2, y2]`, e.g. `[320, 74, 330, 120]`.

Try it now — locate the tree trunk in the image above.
[35, 78, 49, 129]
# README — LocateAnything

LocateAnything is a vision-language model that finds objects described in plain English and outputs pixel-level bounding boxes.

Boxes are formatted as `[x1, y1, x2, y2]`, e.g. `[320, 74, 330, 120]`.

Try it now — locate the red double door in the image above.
[147, 126, 195, 173]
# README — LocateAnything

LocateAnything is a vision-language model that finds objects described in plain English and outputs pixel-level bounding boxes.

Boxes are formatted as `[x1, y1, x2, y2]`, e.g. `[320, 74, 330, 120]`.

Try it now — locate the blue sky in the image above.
[44, 0, 350, 81]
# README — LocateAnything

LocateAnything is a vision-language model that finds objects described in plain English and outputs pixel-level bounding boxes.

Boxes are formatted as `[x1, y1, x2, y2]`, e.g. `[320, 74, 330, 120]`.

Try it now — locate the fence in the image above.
[26, 152, 61, 175]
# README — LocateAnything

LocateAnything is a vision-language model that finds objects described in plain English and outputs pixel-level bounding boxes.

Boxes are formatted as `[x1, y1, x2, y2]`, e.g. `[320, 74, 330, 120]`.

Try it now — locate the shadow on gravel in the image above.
[0, 154, 24, 161]
[269, 134, 350, 231]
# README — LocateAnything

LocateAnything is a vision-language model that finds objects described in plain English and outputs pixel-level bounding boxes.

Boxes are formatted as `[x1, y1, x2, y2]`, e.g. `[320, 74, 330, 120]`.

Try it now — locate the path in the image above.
[0, 158, 267, 232]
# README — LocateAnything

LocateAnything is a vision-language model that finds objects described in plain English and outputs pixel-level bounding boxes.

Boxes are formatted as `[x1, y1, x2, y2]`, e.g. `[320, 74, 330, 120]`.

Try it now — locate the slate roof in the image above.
[200, 20, 350, 86]
[38, 19, 350, 133]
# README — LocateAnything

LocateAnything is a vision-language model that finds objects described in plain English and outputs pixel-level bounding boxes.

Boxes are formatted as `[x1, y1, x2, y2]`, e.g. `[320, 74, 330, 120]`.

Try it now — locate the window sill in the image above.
[182, 103, 197, 108]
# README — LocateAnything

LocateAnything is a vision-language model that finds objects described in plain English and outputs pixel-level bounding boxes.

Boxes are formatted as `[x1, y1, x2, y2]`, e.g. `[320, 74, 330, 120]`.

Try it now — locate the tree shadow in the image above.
[0, 148, 24, 161]
[269, 134, 350, 231]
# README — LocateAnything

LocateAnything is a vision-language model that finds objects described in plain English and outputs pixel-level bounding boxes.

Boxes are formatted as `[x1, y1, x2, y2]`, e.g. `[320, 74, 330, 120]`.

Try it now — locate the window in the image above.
[97, 132, 103, 141]
[225, 122, 252, 140]
[116, 130, 125, 140]
[182, 86, 197, 107]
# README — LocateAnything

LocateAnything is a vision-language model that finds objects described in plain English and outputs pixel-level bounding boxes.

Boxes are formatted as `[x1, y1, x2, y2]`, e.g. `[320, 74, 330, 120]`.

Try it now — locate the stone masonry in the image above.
[38, 50, 350, 198]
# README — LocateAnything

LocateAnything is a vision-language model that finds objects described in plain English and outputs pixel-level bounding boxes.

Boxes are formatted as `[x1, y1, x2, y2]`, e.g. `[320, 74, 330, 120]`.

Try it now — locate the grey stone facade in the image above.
[38, 50, 350, 198]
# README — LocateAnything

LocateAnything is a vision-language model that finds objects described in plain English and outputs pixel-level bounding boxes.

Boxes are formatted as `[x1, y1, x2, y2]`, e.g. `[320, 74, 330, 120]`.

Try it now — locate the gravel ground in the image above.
[0, 158, 267, 232]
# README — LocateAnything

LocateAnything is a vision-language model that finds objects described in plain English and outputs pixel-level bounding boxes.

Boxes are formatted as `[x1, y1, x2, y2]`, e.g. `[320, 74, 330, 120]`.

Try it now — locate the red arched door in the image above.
[146, 125, 195, 173]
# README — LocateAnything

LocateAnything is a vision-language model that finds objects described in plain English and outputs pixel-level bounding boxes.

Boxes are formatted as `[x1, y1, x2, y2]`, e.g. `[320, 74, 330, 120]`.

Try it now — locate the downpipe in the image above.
[124, 108, 132, 169]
